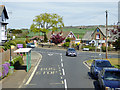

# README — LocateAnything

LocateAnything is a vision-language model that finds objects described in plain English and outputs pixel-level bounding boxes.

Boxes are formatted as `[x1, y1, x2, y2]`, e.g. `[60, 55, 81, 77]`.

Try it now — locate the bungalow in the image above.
[47, 31, 79, 44]
[0, 5, 9, 45]
[82, 27, 116, 47]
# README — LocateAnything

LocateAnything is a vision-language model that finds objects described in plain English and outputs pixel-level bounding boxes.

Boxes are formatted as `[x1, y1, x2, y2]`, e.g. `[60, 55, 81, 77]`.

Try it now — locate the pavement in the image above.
[1, 51, 42, 88]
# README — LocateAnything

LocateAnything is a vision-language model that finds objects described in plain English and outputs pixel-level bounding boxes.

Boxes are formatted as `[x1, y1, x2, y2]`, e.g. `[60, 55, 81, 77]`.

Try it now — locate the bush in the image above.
[9, 56, 23, 67]
[14, 40, 26, 48]
[0, 63, 10, 79]
[63, 42, 70, 47]
[66, 38, 71, 42]
[3, 41, 16, 51]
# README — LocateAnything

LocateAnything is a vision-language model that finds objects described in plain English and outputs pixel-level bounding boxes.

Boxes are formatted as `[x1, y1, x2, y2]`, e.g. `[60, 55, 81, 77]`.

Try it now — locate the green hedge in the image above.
[9, 56, 24, 68]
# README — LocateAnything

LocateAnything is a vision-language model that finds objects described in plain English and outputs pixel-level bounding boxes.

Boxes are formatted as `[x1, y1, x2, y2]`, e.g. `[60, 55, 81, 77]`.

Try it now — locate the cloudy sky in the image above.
[0, 1, 118, 29]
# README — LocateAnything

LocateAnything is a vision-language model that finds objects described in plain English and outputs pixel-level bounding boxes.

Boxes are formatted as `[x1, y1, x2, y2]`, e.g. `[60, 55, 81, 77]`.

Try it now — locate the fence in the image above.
[0, 47, 17, 64]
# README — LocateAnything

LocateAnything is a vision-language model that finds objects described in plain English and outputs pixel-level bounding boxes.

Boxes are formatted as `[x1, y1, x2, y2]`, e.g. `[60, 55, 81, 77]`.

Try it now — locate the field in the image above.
[59, 27, 95, 39]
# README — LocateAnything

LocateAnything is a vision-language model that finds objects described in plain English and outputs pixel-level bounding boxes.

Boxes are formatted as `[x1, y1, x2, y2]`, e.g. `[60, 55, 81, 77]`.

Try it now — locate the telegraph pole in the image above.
[105, 10, 108, 59]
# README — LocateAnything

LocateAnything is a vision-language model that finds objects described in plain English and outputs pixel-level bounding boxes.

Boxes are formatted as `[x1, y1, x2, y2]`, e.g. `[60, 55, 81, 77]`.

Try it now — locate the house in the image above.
[47, 31, 79, 44]
[0, 5, 9, 45]
[82, 27, 116, 47]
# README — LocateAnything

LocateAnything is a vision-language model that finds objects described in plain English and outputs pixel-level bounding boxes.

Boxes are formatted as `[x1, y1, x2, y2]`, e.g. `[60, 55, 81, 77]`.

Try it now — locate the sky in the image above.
[0, 1, 118, 29]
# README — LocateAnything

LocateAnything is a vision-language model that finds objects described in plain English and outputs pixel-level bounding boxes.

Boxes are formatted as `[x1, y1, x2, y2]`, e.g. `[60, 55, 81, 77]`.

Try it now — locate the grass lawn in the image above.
[86, 58, 120, 69]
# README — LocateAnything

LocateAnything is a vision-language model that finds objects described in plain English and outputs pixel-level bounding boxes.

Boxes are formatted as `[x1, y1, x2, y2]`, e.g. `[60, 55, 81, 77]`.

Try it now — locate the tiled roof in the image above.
[82, 31, 93, 41]
[0, 5, 9, 19]
[47, 31, 70, 40]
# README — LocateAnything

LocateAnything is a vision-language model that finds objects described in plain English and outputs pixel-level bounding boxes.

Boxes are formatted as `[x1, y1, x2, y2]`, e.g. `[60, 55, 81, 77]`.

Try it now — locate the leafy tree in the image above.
[30, 13, 64, 41]
[50, 34, 65, 45]
[113, 38, 120, 50]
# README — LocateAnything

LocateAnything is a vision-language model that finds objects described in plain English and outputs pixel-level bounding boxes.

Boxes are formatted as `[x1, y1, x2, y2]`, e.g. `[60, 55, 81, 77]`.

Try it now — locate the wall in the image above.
[0, 47, 17, 65]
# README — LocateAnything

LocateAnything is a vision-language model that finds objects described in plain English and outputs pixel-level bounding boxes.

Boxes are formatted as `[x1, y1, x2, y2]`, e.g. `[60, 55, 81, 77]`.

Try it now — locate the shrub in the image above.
[50, 34, 65, 44]
[10, 56, 24, 67]
[66, 38, 71, 42]
[14, 40, 26, 48]
[3, 40, 16, 51]
[63, 42, 70, 47]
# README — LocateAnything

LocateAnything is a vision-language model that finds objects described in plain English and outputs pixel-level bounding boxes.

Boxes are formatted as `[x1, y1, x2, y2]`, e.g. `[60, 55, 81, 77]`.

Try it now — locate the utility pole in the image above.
[105, 10, 108, 59]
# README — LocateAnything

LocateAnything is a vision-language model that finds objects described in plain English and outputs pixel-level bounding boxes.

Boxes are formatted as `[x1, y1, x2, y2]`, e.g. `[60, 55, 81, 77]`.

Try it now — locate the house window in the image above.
[96, 34, 100, 40]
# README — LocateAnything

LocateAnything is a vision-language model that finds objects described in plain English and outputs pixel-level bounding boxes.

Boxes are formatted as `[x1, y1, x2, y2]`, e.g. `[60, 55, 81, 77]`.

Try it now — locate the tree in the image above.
[50, 34, 65, 45]
[113, 38, 120, 50]
[30, 13, 64, 41]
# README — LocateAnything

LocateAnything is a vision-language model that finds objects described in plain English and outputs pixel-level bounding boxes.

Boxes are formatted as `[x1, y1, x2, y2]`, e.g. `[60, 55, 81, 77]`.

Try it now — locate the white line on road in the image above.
[25, 55, 42, 85]
[61, 63, 63, 68]
[62, 68, 65, 76]
[64, 79, 67, 90]
[83, 61, 90, 69]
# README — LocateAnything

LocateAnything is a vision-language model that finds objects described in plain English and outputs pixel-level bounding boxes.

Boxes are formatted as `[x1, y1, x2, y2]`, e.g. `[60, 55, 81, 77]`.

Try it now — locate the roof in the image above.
[14, 48, 32, 53]
[30, 36, 44, 40]
[82, 31, 93, 41]
[47, 31, 70, 40]
[0, 5, 9, 19]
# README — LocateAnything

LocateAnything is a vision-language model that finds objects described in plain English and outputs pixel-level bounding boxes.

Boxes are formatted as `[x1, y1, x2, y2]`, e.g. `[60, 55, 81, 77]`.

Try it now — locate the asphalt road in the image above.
[23, 48, 119, 89]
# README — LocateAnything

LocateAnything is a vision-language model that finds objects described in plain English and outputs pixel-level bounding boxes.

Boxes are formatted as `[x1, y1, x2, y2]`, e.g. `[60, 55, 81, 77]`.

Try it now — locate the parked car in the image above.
[27, 43, 35, 48]
[83, 48, 89, 51]
[90, 60, 113, 79]
[66, 48, 77, 57]
[98, 68, 120, 90]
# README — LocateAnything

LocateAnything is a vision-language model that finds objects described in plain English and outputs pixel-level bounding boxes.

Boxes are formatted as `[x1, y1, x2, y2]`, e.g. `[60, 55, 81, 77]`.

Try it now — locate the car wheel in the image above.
[66, 53, 68, 56]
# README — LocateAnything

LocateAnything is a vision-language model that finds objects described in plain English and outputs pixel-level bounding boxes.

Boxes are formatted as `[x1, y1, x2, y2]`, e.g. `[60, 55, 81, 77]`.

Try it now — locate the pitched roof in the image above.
[0, 5, 9, 19]
[47, 31, 71, 40]
[82, 31, 93, 41]
[30, 36, 44, 40]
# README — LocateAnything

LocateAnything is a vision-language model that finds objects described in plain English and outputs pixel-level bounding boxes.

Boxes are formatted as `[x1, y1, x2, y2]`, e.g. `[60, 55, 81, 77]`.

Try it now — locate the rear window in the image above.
[96, 61, 112, 67]
[104, 71, 120, 80]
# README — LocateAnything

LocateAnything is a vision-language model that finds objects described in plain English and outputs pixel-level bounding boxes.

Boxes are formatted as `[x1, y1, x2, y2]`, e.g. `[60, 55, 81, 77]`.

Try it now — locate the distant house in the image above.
[0, 5, 9, 45]
[47, 31, 78, 44]
[82, 27, 116, 47]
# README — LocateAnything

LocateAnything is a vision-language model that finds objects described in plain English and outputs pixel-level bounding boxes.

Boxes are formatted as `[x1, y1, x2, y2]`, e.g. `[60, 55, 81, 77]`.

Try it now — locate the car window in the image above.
[68, 48, 75, 51]
[96, 61, 112, 67]
[104, 71, 120, 80]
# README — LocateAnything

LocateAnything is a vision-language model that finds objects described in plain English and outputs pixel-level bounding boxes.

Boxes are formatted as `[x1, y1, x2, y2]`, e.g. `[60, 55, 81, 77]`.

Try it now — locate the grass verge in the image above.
[85, 58, 120, 69]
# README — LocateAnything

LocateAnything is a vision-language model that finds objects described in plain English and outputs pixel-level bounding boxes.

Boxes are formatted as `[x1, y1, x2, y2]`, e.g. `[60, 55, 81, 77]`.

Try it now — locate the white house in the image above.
[0, 5, 9, 45]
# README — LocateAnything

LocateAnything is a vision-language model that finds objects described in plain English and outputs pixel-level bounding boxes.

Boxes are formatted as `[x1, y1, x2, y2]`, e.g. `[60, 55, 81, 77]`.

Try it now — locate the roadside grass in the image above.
[85, 58, 120, 69]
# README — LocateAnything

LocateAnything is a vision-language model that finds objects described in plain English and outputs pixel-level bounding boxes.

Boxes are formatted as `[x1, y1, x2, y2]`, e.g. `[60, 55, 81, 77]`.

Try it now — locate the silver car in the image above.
[66, 48, 77, 57]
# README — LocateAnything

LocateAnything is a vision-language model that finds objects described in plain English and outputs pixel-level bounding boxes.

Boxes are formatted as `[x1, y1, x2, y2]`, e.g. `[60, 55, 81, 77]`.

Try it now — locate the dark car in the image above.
[66, 48, 77, 57]
[90, 60, 113, 78]
[98, 68, 120, 90]
[27, 43, 35, 48]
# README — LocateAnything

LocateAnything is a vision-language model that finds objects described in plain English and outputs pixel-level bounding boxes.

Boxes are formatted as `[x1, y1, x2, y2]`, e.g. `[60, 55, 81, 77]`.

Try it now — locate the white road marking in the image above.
[61, 58, 63, 62]
[25, 54, 42, 85]
[61, 63, 63, 68]
[83, 61, 90, 69]
[64, 79, 67, 90]
[62, 68, 65, 76]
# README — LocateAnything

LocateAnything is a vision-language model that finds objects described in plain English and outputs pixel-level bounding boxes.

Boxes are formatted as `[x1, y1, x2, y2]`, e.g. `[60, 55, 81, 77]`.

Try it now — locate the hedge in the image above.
[9, 56, 24, 68]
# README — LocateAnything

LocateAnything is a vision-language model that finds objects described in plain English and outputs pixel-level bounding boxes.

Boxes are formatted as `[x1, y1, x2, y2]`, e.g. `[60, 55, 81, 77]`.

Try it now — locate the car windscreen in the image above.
[96, 61, 112, 67]
[104, 71, 120, 81]
[68, 49, 75, 51]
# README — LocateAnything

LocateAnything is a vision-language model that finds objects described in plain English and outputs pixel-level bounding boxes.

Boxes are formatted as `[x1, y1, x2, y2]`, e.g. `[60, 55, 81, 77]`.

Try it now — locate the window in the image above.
[96, 34, 100, 39]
